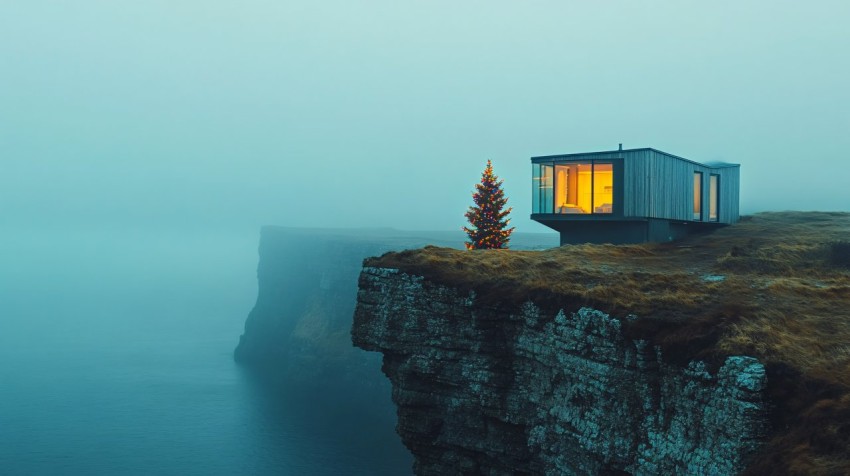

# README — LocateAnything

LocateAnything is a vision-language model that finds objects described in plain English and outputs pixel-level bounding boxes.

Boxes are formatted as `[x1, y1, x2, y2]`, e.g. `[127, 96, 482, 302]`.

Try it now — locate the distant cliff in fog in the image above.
[234, 227, 556, 391]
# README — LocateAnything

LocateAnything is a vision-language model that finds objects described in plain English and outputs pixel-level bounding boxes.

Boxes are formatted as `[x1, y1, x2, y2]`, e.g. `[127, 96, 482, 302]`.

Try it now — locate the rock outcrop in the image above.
[353, 267, 768, 475]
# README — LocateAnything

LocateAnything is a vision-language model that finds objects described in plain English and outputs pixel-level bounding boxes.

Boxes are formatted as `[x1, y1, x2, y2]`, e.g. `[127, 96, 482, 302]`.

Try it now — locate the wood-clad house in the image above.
[530, 146, 740, 245]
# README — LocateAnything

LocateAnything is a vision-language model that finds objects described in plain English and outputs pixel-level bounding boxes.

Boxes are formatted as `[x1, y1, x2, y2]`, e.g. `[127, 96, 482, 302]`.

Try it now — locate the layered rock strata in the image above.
[352, 267, 768, 475]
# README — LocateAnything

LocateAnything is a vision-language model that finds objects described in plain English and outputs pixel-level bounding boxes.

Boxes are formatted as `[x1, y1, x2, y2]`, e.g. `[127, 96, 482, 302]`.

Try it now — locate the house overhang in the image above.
[531, 214, 728, 226]
[531, 215, 729, 245]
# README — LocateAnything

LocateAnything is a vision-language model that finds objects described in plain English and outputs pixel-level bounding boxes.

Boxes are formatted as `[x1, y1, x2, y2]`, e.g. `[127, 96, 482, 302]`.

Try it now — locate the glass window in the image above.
[532, 165, 540, 213]
[552, 163, 590, 214]
[534, 161, 613, 214]
[709, 174, 719, 221]
[576, 163, 592, 213]
[532, 164, 554, 214]
[554, 164, 569, 212]
[593, 163, 613, 214]
[693, 172, 702, 220]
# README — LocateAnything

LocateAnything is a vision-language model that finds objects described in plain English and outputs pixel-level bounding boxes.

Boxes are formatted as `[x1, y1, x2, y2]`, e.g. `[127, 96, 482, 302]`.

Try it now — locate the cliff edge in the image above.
[233, 227, 555, 385]
[352, 212, 850, 475]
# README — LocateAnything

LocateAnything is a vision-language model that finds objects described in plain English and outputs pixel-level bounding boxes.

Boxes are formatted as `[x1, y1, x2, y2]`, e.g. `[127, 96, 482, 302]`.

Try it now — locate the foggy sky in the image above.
[3, 1, 849, 234]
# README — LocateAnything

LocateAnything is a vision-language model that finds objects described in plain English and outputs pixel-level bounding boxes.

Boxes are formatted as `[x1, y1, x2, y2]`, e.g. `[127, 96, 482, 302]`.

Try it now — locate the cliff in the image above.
[234, 227, 556, 386]
[352, 212, 850, 475]
[233, 227, 558, 473]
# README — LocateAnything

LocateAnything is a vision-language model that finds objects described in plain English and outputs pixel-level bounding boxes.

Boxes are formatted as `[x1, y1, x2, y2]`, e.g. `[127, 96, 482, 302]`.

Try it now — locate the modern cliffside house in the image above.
[531, 146, 740, 245]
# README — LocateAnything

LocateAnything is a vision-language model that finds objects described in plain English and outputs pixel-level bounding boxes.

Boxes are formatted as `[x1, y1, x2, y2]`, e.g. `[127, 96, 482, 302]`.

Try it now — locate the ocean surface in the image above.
[0, 228, 412, 475]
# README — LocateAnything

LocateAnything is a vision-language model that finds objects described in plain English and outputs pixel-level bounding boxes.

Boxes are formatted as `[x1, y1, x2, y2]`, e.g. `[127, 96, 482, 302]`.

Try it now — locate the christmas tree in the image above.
[463, 160, 515, 250]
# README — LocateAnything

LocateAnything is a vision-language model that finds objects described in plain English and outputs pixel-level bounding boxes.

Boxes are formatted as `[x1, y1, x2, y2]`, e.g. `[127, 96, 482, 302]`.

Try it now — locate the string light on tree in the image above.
[463, 160, 515, 250]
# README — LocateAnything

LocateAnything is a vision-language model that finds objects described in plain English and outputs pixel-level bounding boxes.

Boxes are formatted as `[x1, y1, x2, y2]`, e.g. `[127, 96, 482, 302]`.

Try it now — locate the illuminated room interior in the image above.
[553, 163, 613, 214]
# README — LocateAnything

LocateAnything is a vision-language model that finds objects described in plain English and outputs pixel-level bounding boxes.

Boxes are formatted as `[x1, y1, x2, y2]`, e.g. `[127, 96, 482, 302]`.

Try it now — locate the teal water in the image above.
[0, 229, 411, 475]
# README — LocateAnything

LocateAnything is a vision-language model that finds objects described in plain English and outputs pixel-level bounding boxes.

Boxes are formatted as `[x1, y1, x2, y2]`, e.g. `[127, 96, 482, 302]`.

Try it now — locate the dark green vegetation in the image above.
[366, 212, 850, 475]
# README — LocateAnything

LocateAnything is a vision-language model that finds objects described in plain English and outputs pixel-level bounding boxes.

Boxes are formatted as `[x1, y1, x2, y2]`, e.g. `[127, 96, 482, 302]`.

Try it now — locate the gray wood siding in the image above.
[637, 150, 739, 224]
[719, 166, 740, 222]
[622, 149, 651, 217]
[691, 163, 739, 224]
[644, 151, 690, 221]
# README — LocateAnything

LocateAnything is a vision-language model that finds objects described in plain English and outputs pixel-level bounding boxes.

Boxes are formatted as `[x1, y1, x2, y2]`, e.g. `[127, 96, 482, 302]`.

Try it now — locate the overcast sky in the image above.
[3, 1, 849, 234]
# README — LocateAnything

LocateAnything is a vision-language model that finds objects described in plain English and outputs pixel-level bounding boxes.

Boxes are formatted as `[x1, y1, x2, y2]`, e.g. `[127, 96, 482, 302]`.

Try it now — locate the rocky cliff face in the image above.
[353, 267, 768, 475]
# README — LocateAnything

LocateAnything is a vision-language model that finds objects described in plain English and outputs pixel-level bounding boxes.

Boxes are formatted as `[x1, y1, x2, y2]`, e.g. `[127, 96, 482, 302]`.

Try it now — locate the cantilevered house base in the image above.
[533, 215, 726, 245]
[531, 147, 740, 245]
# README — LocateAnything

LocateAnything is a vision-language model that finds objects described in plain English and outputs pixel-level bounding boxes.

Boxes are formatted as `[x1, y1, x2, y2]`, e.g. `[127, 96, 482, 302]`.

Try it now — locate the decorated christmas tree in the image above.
[463, 160, 515, 250]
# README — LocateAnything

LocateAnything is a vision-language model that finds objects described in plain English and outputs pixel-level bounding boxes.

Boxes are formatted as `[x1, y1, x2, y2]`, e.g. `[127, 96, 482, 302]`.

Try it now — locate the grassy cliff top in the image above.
[366, 211, 850, 474]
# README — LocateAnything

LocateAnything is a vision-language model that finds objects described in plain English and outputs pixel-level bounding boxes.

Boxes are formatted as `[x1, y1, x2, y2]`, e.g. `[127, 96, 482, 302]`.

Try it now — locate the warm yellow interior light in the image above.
[551, 162, 613, 214]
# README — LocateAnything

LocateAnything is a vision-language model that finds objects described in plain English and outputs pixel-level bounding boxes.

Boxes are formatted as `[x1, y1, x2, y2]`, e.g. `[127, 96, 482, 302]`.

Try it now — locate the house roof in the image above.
[531, 147, 740, 169]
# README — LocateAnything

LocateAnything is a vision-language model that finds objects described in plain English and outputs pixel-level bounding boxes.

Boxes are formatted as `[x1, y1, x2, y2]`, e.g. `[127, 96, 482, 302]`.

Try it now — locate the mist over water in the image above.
[0, 227, 411, 475]
[4, 1, 848, 474]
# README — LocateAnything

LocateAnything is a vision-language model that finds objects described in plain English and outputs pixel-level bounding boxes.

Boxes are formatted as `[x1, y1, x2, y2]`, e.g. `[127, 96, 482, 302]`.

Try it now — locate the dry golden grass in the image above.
[366, 211, 850, 475]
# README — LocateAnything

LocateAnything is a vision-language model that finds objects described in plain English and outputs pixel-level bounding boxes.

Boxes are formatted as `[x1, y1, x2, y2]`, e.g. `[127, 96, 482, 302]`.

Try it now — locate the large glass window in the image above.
[551, 163, 589, 214]
[532, 165, 540, 213]
[693, 172, 703, 220]
[535, 161, 612, 214]
[593, 163, 613, 213]
[709, 174, 719, 222]
[554, 164, 570, 211]
[532, 164, 553, 214]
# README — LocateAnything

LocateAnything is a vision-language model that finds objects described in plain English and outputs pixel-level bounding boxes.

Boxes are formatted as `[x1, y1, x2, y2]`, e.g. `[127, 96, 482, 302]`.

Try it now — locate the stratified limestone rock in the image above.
[352, 267, 768, 475]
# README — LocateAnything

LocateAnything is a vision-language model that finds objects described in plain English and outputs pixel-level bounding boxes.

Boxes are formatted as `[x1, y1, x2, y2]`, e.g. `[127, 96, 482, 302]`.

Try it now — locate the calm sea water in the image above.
[0, 228, 412, 475]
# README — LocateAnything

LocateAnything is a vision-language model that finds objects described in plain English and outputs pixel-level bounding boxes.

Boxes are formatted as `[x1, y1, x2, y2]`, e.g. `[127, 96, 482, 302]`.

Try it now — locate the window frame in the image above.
[709, 174, 720, 222]
[533, 159, 614, 215]
[532, 164, 554, 214]
[693, 171, 703, 221]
